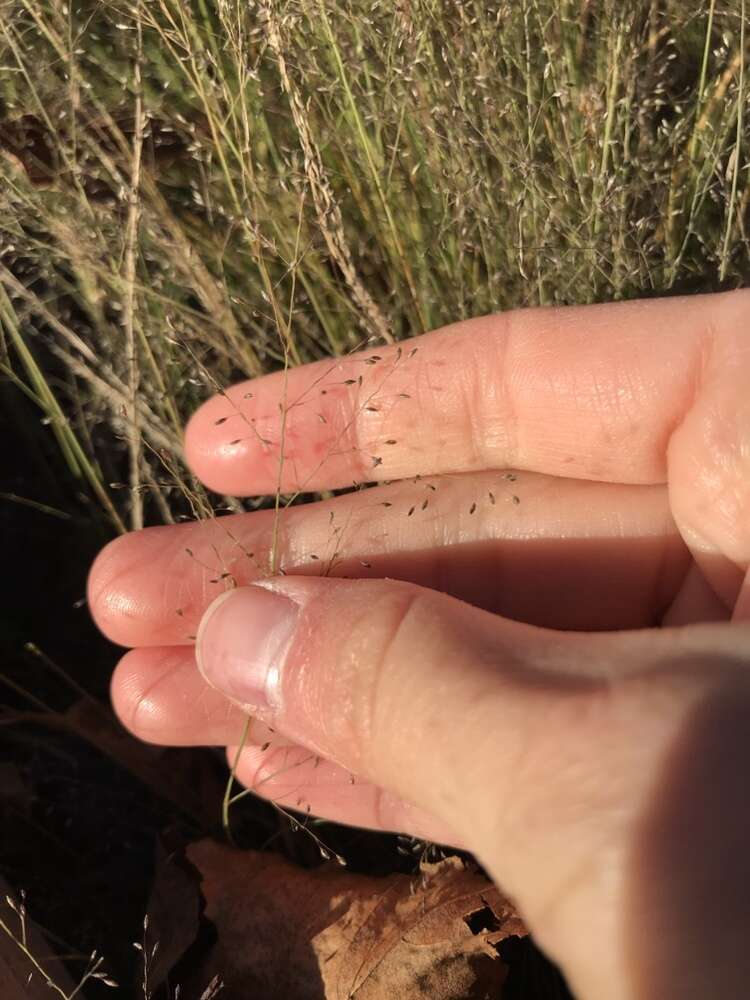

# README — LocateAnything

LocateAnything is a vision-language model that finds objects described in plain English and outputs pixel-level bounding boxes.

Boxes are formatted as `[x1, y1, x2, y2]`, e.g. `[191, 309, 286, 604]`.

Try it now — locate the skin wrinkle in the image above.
[666, 300, 750, 607]
[492, 308, 520, 470]
[126, 650, 184, 736]
[235, 745, 313, 806]
[459, 327, 501, 472]
[663, 297, 717, 478]
[89, 529, 173, 625]
[120, 648, 241, 742]
[371, 783, 396, 833]
[403, 342, 436, 469]
[332, 373, 371, 485]
[338, 586, 420, 782]
[253, 745, 316, 802]
[646, 506, 692, 625]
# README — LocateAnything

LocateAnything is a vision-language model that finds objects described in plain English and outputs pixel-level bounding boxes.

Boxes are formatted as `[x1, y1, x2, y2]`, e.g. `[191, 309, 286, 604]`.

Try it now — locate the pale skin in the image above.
[89, 290, 750, 999]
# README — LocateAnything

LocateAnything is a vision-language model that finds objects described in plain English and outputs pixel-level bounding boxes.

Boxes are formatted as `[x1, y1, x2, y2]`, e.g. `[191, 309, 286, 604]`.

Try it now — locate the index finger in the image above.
[185, 291, 746, 496]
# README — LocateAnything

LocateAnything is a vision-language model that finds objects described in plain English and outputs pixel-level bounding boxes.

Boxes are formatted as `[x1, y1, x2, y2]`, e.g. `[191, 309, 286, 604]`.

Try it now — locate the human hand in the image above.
[89, 290, 750, 999]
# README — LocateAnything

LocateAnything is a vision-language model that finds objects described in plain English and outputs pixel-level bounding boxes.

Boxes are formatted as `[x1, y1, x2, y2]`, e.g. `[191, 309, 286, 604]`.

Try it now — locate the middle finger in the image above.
[89, 471, 689, 646]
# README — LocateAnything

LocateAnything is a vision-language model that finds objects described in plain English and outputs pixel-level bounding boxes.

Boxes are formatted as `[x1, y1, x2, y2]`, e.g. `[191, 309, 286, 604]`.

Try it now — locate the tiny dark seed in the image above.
[243, 392, 254, 399]
[427, 483, 437, 491]
[381, 501, 393, 507]
[261, 742, 270, 752]
[318, 413, 327, 423]
[360, 560, 372, 568]
[408, 506, 415, 516]
[385, 439, 397, 445]
[310, 554, 319, 560]
[409, 347, 419, 358]
[366, 406, 379, 412]
[469, 502, 477, 514]
[372, 456, 383, 467]
[185, 548, 194, 557]
[230, 438, 243, 446]
[398, 393, 411, 399]
[512, 495, 521, 505]
[186, 634, 196, 640]
[489, 491, 496, 505]
[175, 608, 184, 616]
[344, 378, 357, 385]
[214, 416, 228, 425]
[357, 375, 363, 386]
[321, 389, 327, 395]
[504, 473, 518, 482]
[209, 577, 219, 584]
[422, 498, 429, 510]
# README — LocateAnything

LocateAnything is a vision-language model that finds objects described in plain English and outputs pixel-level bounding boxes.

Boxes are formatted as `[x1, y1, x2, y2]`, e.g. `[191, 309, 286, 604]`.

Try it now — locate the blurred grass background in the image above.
[0, 1, 748, 995]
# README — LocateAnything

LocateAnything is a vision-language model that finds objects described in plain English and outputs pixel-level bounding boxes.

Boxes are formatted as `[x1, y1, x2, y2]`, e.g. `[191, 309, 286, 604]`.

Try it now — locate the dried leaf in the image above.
[143, 850, 203, 993]
[187, 840, 526, 1000]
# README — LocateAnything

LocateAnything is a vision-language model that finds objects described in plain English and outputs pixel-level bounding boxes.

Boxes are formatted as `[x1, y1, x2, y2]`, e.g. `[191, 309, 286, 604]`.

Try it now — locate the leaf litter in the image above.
[182, 839, 526, 1000]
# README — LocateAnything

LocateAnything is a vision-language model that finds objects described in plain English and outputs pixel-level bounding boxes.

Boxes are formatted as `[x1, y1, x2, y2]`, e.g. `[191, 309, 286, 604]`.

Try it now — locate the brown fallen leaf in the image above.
[187, 839, 526, 1000]
[143, 848, 203, 995]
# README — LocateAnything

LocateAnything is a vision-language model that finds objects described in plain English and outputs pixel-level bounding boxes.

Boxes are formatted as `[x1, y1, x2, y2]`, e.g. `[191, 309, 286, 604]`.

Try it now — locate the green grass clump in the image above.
[0, 0, 748, 529]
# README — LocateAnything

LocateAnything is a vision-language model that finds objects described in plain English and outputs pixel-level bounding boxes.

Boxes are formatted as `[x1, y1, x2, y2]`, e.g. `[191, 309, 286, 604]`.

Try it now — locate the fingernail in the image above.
[196, 585, 300, 710]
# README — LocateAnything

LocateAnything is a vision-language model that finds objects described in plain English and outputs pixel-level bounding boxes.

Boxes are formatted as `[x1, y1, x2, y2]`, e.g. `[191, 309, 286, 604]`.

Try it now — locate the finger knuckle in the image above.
[341, 584, 426, 770]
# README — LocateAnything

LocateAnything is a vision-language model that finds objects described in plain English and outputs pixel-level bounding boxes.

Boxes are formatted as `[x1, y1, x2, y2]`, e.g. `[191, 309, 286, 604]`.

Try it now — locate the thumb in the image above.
[196, 576, 750, 1000]
[195, 576, 556, 845]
